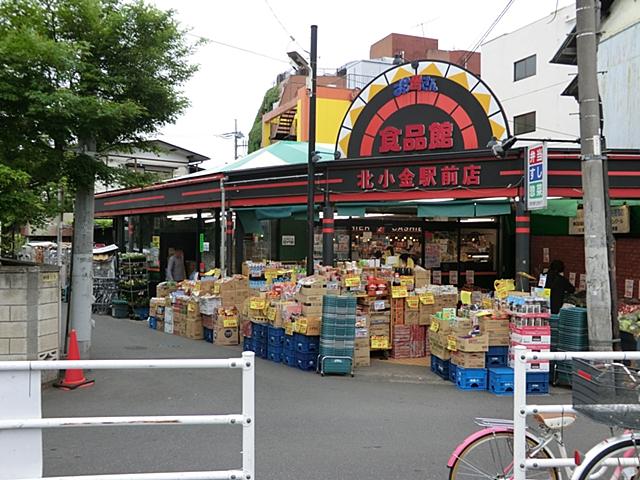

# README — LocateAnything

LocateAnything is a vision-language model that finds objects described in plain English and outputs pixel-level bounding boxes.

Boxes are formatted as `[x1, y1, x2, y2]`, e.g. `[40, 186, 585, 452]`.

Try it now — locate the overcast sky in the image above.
[148, 0, 574, 170]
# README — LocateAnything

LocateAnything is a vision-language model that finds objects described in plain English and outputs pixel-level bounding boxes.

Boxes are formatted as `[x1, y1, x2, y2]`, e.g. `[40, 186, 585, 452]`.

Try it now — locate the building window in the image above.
[514, 54, 536, 81]
[513, 111, 536, 135]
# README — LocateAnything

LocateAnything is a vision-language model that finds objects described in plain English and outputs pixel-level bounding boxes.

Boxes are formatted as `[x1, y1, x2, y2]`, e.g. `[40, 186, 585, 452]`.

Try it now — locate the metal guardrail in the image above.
[0, 353, 255, 480]
[512, 346, 640, 480]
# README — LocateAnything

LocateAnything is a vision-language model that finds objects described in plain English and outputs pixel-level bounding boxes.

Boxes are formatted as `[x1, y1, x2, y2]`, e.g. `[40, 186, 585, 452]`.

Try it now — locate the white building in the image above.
[336, 58, 396, 89]
[481, 5, 580, 144]
[96, 140, 209, 193]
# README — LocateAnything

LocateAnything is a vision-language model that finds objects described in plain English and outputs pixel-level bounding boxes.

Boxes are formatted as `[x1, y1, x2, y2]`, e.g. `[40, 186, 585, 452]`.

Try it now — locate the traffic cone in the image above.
[54, 329, 95, 390]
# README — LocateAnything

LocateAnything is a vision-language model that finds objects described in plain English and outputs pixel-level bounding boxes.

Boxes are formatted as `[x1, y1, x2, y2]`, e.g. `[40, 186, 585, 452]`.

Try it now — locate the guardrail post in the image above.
[513, 345, 527, 480]
[0, 367, 42, 479]
[242, 351, 255, 480]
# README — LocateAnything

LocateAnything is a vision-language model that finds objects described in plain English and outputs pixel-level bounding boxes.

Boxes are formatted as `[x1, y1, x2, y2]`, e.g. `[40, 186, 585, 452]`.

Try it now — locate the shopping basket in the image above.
[572, 359, 640, 430]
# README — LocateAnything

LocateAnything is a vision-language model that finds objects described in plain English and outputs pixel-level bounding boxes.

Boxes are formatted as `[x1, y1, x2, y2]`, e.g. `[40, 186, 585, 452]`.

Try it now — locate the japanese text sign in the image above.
[526, 143, 547, 210]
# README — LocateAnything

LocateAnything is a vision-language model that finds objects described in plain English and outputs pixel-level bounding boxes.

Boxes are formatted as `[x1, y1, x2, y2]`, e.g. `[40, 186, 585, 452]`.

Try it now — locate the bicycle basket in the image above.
[572, 359, 640, 429]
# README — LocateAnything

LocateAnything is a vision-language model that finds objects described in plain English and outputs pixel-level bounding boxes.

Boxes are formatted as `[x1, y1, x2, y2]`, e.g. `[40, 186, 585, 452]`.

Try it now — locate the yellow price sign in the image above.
[213, 283, 220, 294]
[391, 285, 408, 299]
[447, 335, 458, 351]
[344, 275, 361, 287]
[406, 297, 420, 309]
[285, 322, 294, 335]
[266, 307, 276, 321]
[250, 298, 266, 310]
[223, 317, 238, 328]
[542, 288, 551, 300]
[429, 320, 440, 332]
[460, 290, 472, 305]
[420, 293, 435, 305]
[400, 276, 414, 287]
[371, 336, 389, 349]
[187, 303, 196, 313]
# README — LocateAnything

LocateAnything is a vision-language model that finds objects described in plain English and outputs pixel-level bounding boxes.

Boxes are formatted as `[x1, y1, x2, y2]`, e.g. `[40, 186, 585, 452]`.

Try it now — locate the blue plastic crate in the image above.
[456, 367, 488, 391]
[242, 336, 253, 352]
[295, 351, 318, 371]
[267, 349, 282, 363]
[486, 354, 508, 368]
[255, 343, 267, 359]
[487, 346, 509, 356]
[293, 333, 319, 353]
[148, 316, 157, 330]
[448, 362, 457, 382]
[251, 322, 267, 340]
[431, 356, 450, 380]
[489, 367, 514, 395]
[268, 326, 285, 346]
[283, 352, 296, 367]
[284, 334, 294, 352]
[526, 372, 550, 395]
[203, 327, 213, 344]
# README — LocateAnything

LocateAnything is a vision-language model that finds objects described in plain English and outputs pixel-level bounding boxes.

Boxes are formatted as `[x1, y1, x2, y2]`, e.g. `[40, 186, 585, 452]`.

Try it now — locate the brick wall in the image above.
[0, 265, 59, 374]
[531, 235, 640, 298]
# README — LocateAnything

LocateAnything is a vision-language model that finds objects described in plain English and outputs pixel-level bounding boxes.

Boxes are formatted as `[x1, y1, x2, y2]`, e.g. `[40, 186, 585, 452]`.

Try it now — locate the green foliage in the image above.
[0, 164, 46, 227]
[0, 0, 200, 226]
[94, 218, 113, 230]
[248, 85, 281, 153]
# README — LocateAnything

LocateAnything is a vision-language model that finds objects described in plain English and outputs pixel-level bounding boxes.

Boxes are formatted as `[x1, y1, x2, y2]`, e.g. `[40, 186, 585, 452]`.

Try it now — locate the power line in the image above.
[461, 0, 516, 66]
[500, 79, 572, 102]
[263, 0, 309, 54]
[186, 32, 289, 64]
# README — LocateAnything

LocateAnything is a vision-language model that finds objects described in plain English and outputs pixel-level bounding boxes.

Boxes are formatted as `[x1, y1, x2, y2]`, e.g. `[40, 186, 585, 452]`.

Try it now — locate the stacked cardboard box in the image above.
[479, 313, 510, 346]
[404, 296, 421, 325]
[199, 295, 221, 330]
[354, 337, 370, 367]
[358, 296, 391, 351]
[428, 319, 452, 361]
[214, 307, 239, 345]
[184, 298, 203, 340]
[156, 282, 178, 298]
[413, 266, 430, 288]
[410, 325, 426, 357]
[391, 324, 412, 358]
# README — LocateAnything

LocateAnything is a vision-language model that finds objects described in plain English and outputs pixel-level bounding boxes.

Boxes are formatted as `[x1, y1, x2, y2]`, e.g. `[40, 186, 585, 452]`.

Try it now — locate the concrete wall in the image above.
[0, 264, 60, 381]
[481, 5, 580, 144]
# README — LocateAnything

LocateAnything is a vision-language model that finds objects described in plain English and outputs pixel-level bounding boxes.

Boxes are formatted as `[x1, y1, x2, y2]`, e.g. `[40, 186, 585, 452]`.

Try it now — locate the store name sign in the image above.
[393, 75, 438, 96]
[379, 122, 454, 155]
[356, 164, 481, 191]
[526, 143, 547, 211]
[569, 205, 630, 235]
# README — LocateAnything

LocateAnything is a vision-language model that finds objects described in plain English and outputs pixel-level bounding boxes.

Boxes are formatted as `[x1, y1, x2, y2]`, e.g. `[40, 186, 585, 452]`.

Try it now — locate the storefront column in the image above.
[226, 213, 234, 276]
[322, 203, 334, 266]
[234, 216, 244, 274]
[515, 200, 531, 280]
[114, 217, 125, 250]
[214, 208, 221, 268]
[196, 209, 202, 272]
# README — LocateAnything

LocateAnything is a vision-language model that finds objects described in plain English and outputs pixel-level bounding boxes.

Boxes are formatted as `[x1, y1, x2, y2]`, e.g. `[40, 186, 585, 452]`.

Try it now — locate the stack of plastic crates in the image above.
[572, 359, 640, 430]
[294, 333, 319, 371]
[250, 322, 268, 359]
[319, 295, 356, 376]
[283, 333, 296, 367]
[553, 307, 589, 386]
[267, 326, 285, 363]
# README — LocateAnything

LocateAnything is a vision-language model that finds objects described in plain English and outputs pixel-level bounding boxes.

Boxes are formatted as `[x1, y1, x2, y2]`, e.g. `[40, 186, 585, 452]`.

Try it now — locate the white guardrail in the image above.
[512, 345, 640, 480]
[0, 353, 255, 480]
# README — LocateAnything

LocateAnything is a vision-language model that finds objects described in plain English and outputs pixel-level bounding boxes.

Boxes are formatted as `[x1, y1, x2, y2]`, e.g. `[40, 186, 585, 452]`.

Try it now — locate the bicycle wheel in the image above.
[573, 436, 640, 480]
[449, 431, 559, 480]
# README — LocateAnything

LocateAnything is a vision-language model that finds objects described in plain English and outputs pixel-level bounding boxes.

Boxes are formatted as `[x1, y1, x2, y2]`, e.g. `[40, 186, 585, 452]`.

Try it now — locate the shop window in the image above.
[514, 54, 536, 81]
[459, 228, 497, 271]
[513, 111, 536, 135]
[425, 231, 458, 269]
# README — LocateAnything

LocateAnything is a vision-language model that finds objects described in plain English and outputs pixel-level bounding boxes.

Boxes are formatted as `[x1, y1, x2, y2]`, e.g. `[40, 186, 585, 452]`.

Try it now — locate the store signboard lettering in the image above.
[378, 121, 454, 155]
[390, 226, 422, 234]
[569, 205, 630, 235]
[351, 225, 371, 232]
[526, 143, 547, 210]
[393, 75, 439, 96]
[356, 164, 481, 191]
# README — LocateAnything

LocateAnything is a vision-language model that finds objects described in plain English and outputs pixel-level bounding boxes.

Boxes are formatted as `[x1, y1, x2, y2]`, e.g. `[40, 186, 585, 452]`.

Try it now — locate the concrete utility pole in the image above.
[576, 0, 614, 350]
[306, 25, 318, 276]
[69, 139, 96, 355]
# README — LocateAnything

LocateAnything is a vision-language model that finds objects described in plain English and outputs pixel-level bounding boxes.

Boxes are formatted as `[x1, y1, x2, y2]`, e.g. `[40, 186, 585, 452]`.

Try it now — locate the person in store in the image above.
[166, 248, 186, 282]
[399, 253, 415, 269]
[544, 259, 575, 314]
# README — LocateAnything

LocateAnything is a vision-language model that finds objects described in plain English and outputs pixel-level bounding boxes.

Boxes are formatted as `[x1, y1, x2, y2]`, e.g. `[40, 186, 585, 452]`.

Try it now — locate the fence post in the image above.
[0, 368, 43, 479]
[513, 345, 527, 480]
[242, 351, 255, 480]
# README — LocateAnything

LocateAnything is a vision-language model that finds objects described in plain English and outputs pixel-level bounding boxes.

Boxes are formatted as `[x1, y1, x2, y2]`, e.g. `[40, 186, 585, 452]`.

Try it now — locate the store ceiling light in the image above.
[167, 214, 196, 221]
[460, 217, 496, 223]
[410, 198, 455, 203]
[364, 213, 395, 217]
[475, 197, 509, 202]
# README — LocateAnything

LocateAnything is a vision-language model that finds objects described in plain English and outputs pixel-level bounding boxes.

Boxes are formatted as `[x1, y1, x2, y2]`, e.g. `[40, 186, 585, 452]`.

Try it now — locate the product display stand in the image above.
[118, 253, 149, 319]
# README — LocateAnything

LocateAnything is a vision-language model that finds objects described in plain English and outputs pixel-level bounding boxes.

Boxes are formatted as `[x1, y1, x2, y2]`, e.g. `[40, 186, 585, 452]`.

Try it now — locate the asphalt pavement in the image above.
[42, 316, 609, 480]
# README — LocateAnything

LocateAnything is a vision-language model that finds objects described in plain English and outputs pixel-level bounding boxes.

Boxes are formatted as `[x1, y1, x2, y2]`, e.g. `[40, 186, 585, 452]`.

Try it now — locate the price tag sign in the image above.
[429, 320, 440, 332]
[420, 293, 435, 305]
[406, 297, 420, 309]
[187, 303, 196, 313]
[371, 336, 389, 349]
[400, 276, 414, 287]
[447, 335, 458, 351]
[625, 279, 634, 299]
[373, 300, 386, 311]
[449, 270, 458, 285]
[432, 270, 442, 285]
[345, 275, 361, 287]
[250, 298, 266, 310]
[579, 274, 587, 291]
[569, 272, 577, 285]
[223, 317, 238, 328]
[266, 307, 276, 321]
[460, 290, 472, 305]
[213, 283, 220, 294]
[285, 322, 295, 335]
[391, 285, 408, 298]
[466, 270, 475, 285]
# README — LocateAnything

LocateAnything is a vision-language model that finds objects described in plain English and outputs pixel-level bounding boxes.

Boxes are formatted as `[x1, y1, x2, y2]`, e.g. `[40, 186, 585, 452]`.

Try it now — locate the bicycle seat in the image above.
[534, 412, 576, 430]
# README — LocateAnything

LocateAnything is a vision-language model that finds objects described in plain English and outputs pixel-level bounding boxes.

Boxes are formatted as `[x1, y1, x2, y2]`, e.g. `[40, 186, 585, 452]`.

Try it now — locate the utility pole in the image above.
[306, 25, 318, 276]
[234, 119, 239, 160]
[576, 0, 614, 350]
[68, 139, 96, 355]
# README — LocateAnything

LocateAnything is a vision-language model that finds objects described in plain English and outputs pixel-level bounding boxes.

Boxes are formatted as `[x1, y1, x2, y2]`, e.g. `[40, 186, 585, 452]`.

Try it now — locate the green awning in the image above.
[337, 205, 366, 217]
[475, 202, 512, 216]
[418, 202, 476, 217]
[236, 210, 264, 234]
[255, 206, 306, 220]
[531, 199, 579, 217]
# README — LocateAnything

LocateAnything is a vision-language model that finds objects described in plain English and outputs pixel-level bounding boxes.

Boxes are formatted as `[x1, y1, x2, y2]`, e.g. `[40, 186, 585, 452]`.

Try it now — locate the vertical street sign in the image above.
[526, 142, 547, 210]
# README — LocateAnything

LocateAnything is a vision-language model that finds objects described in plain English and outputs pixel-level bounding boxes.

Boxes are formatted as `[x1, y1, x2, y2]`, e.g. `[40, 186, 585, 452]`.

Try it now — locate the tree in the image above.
[248, 85, 281, 153]
[0, 0, 200, 352]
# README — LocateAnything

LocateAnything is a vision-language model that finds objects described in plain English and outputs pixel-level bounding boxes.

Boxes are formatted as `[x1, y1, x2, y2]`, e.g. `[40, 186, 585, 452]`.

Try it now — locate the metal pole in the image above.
[234, 119, 239, 161]
[220, 178, 226, 276]
[306, 25, 318, 276]
[515, 198, 531, 289]
[226, 213, 234, 277]
[196, 210, 202, 272]
[576, 0, 613, 350]
[322, 184, 334, 267]
[512, 345, 527, 480]
[241, 351, 255, 480]
[69, 138, 96, 355]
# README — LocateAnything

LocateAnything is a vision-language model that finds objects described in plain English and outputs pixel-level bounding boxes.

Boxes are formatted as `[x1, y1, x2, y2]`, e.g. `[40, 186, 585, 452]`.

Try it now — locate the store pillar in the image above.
[515, 200, 531, 282]
[226, 214, 234, 276]
[196, 210, 203, 272]
[234, 216, 244, 274]
[322, 203, 334, 266]
[214, 208, 221, 268]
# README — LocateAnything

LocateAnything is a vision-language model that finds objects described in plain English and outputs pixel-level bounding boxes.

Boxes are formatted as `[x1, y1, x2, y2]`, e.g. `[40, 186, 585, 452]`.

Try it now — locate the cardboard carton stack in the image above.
[413, 265, 430, 288]
[172, 295, 188, 337]
[184, 298, 203, 340]
[410, 325, 426, 357]
[404, 296, 421, 325]
[391, 324, 411, 359]
[199, 295, 221, 330]
[479, 312, 510, 346]
[294, 276, 325, 336]
[214, 307, 239, 345]
[358, 296, 391, 353]
[149, 297, 166, 331]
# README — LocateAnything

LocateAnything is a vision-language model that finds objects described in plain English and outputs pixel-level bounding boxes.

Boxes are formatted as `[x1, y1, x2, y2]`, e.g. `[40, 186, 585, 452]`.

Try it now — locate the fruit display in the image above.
[618, 303, 640, 337]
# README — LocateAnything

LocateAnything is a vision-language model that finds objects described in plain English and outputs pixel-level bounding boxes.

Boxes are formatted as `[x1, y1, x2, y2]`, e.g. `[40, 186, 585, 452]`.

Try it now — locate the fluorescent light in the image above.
[547, 196, 563, 200]
[412, 198, 455, 203]
[475, 197, 508, 202]
[204, 219, 216, 224]
[167, 214, 196, 221]
[460, 217, 496, 223]
[364, 213, 394, 217]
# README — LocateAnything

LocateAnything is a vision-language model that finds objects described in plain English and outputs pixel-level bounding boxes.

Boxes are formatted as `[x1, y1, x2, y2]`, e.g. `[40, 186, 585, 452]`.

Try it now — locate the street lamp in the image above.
[216, 119, 245, 160]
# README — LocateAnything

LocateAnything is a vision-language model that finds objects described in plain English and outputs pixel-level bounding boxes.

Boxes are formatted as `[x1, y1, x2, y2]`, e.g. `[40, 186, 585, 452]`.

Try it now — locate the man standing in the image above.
[166, 248, 186, 282]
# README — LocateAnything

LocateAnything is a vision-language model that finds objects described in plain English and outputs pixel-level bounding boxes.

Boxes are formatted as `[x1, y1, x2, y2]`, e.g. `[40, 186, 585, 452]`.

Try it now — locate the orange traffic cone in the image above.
[54, 329, 95, 390]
